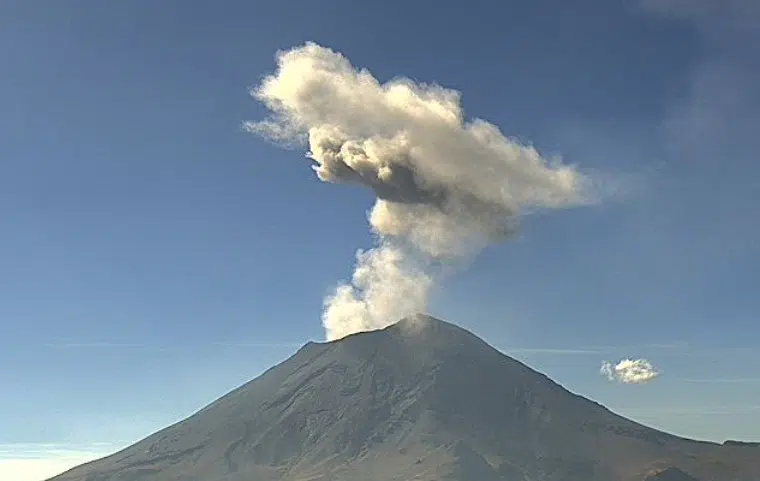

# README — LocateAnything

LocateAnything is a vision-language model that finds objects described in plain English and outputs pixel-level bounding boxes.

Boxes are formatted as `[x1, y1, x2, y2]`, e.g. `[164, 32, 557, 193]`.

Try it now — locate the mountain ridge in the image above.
[48, 314, 759, 481]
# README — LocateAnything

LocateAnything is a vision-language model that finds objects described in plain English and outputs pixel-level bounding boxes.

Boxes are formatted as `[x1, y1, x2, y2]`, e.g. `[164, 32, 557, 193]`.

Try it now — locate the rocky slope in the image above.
[49, 315, 760, 481]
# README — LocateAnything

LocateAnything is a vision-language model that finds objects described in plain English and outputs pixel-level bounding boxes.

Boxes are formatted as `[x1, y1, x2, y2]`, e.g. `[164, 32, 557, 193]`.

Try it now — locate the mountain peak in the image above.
[327, 313, 462, 340]
[390, 313, 471, 335]
[49, 316, 760, 481]
[328, 313, 490, 353]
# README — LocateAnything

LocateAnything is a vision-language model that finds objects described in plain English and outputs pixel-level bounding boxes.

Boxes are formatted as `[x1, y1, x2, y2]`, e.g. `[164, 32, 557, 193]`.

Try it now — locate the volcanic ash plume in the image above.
[247, 42, 596, 340]
[601, 359, 660, 384]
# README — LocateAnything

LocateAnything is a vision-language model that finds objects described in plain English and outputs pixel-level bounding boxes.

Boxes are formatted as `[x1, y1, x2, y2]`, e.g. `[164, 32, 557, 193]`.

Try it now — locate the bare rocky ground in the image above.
[49, 315, 760, 481]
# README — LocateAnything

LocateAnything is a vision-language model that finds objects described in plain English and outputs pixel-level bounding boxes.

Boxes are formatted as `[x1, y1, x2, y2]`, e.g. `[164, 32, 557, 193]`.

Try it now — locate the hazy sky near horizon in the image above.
[2, 0, 759, 479]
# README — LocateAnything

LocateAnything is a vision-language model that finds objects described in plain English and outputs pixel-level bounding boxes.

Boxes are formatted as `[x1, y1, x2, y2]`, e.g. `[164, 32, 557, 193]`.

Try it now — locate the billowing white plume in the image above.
[247, 42, 597, 340]
[601, 359, 660, 384]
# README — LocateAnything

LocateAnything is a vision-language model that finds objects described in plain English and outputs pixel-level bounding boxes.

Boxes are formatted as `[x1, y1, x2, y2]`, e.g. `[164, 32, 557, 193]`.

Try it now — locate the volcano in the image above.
[49, 315, 759, 481]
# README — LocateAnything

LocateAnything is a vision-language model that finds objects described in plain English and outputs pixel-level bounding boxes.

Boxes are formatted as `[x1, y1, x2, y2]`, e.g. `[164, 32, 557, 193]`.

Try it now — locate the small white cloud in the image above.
[506, 347, 604, 356]
[601, 358, 660, 384]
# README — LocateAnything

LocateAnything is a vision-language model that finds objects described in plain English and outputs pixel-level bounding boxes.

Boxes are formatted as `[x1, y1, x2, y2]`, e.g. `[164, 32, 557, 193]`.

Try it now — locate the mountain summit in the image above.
[50, 315, 759, 481]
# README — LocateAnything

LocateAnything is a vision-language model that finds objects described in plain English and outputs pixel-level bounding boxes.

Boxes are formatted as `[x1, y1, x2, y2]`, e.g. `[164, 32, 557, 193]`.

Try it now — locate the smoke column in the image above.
[247, 42, 597, 340]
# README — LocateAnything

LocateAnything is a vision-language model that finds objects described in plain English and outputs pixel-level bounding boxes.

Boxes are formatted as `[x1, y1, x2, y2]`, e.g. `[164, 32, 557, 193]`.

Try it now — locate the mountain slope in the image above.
[49, 315, 760, 481]
[645, 468, 701, 481]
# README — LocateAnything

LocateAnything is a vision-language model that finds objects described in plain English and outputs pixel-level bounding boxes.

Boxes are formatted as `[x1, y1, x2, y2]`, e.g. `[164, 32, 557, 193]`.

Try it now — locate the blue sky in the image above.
[1, 0, 759, 478]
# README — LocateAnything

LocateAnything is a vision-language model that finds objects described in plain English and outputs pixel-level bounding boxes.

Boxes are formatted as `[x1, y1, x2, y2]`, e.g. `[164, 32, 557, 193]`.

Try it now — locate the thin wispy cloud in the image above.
[0, 443, 116, 481]
[638, 0, 760, 151]
[639, 341, 691, 350]
[504, 347, 605, 356]
[0, 443, 115, 459]
[42, 340, 304, 350]
[642, 345, 760, 360]
[618, 405, 760, 416]
[679, 378, 760, 384]
[498, 342, 759, 358]
[208, 341, 306, 348]
[635, 0, 760, 262]
[43, 342, 160, 349]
